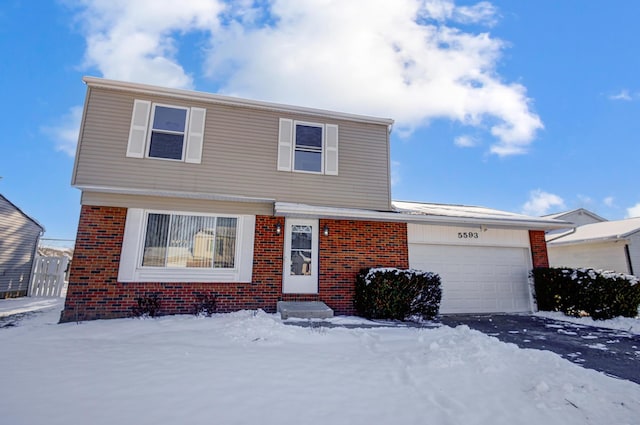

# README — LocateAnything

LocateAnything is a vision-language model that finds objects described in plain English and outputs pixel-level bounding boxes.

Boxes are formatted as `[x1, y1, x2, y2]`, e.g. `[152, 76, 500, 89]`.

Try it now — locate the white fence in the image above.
[29, 256, 70, 297]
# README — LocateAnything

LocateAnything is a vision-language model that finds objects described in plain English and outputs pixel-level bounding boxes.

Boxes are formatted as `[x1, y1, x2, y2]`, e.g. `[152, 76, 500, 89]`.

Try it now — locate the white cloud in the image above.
[603, 196, 614, 207]
[627, 203, 640, 218]
[207, 0, 543, 156]
[69, 0, 543, 155]
[522, 189, 565, 216]
[454, 135, 478, 147]
[71, 0, 224, 89]
[609, 89, 632, 101]
[42, 106, 83, 157]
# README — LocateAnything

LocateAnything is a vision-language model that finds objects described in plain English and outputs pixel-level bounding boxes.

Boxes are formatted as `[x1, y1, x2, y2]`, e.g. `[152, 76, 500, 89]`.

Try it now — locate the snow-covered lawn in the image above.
[1, 299, 639, 425]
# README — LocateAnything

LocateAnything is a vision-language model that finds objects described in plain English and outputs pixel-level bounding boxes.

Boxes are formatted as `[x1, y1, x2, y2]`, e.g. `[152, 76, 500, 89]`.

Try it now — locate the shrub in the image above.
[192, 293, 217, 317]
[532, 267, 640, 320]
[131, 294, 162, 318]
[354, 267, 442, 320]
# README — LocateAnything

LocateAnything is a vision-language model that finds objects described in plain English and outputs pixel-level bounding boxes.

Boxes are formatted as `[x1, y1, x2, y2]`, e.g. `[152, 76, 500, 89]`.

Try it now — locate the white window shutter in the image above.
[185, 107, 206, 164]
[277, 118, 293, 171]
[324, 124, 339, 175]
[126, 99, 151, 158]
[118, 208, 144, 282]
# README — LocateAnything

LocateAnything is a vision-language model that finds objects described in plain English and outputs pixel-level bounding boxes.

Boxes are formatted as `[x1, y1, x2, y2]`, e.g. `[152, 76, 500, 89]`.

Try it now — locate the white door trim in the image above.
[282, 218, 319, 294]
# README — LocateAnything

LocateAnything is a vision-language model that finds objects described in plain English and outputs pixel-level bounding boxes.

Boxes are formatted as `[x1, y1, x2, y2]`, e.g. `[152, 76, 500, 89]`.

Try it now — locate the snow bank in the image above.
[0, 300, 638, 425]
[535, 310, 640, 335]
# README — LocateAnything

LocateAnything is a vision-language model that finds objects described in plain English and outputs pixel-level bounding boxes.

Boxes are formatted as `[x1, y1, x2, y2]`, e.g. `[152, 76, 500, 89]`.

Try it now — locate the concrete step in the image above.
[277, 301, 334, 320]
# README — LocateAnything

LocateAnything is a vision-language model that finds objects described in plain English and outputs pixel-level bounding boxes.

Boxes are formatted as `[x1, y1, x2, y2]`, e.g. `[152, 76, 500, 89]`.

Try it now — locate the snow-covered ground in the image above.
[1, 298, 639, 425]
[535, 310, 640, 335]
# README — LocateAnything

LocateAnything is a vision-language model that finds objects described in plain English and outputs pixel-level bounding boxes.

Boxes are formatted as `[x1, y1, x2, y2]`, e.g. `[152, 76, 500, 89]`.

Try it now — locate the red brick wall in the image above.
[529, 230, 550, 268]
[61, 207, 408, 321]
[316, 219, 409, 315]
[62, 206, 268, 322]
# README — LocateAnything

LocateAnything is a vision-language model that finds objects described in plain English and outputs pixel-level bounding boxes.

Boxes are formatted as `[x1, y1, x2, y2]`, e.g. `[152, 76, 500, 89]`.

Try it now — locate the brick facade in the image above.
[529, 230, 550, 268]
[61, 206, 551, 322]
[60, 207, 409, 321]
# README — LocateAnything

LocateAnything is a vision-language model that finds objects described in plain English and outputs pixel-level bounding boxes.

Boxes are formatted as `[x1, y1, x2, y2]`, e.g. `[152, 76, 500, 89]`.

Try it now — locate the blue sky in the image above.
[1, 0, 639, 246]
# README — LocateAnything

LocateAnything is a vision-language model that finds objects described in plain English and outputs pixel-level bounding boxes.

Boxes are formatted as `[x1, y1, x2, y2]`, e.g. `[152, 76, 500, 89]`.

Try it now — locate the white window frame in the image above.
[277, 118, 338, 175]
[126, 100, 206, 164]
[146, 103, 190, 162]
[118, 209, 255, 283]
[139, 211, 238, 270]
[293, 121, 325, 174]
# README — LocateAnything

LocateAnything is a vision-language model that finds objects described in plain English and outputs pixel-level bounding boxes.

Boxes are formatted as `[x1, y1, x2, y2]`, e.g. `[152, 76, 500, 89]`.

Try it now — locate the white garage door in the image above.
[409, 244, 532, 314]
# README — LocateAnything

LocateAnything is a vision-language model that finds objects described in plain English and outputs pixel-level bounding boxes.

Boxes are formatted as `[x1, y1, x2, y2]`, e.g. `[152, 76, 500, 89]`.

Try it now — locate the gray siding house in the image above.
[0, 195, 44, 297]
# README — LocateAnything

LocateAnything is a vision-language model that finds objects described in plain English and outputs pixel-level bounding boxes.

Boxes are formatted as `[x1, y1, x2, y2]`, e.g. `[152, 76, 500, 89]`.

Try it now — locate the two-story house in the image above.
[60, 77, 566, 322]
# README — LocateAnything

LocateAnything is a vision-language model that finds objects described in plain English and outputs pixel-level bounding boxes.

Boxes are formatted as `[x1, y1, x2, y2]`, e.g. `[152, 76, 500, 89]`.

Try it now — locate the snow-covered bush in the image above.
[532, 267, 640, 320]
[354, 267, 442, 320]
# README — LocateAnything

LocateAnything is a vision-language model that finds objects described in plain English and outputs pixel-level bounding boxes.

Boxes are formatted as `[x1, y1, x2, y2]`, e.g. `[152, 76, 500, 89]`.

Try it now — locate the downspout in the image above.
[624, 244, 634, 275]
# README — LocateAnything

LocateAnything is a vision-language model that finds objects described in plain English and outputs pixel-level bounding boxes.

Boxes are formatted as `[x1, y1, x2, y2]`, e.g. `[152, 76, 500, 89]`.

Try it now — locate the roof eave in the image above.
[548, 235, 630, 247]
[82, 76, 394, 126]
[275, 202, 568, 230]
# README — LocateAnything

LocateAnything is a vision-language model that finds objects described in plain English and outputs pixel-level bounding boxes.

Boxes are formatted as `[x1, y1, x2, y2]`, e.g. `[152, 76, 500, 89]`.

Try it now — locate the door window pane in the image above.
[291, 225, 312, 275]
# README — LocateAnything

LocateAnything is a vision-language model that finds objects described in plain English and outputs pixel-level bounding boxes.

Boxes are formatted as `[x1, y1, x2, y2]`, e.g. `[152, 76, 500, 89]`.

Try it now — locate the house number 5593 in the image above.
[458, 232, 479, 239]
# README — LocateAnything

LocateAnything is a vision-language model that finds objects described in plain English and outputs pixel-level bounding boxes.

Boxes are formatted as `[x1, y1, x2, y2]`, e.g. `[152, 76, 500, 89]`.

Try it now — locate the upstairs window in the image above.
[294, 123, 323, 173]
[277, 118, 338, 175]
[126, 99, 206, 164]
[148, 105, 189, 160]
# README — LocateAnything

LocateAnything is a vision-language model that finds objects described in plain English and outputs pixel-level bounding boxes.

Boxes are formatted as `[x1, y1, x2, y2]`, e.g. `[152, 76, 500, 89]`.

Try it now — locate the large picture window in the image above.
[141, 213, 237, 269]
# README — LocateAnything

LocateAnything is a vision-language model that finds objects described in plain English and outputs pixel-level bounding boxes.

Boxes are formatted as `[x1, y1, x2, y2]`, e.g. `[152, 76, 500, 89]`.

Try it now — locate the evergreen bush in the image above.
[532, 267, 640, 320]
[354, 267, 442, 320]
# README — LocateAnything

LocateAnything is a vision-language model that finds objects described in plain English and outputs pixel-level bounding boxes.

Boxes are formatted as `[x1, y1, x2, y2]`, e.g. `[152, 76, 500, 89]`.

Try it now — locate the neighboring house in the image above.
[547, 217, 640, 277]
[543, 208, 607, 236]
[60, 77, 566, 322]
[0, 194, 44, 297]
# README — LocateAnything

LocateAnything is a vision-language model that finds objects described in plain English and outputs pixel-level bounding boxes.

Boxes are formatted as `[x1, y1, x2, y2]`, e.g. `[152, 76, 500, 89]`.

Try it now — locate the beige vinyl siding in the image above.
[74, 87, 392, 211]
[628, 233, 640, 277]
[0, 197, 43, 294]
[81, 192, 273, 216]
[548, 241, 630, 274]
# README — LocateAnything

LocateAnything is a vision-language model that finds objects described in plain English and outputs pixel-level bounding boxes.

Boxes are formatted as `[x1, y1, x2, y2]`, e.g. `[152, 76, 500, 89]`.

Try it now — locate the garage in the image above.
[407, 222, 534, 314]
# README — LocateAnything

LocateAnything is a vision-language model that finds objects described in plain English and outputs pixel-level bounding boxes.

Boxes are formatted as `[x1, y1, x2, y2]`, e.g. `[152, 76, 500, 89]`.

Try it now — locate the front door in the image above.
[282, 218, 319, 294]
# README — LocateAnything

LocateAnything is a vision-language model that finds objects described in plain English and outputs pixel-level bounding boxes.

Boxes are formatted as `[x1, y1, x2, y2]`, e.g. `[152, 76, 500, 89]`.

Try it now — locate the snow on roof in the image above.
[547, 217, 640, 245]
[392, 200, 568, 229]
[276, 201, 569, 229]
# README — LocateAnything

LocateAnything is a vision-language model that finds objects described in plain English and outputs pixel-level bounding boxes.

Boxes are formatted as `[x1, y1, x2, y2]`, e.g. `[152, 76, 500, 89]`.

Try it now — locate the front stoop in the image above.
[277, 301, 334, 320]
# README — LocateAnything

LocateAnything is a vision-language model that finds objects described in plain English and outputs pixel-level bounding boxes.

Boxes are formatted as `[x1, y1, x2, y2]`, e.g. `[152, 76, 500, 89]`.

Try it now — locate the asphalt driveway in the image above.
[440, 314, 640, 384]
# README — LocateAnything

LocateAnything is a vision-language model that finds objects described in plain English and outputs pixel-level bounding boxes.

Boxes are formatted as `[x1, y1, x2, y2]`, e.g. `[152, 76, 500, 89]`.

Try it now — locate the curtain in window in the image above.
[141, 213, 237, 269]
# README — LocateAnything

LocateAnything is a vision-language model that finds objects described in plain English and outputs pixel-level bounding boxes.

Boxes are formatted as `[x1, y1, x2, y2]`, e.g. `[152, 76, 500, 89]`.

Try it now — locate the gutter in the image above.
[275, 202, 569, 230]
[548, 234, 630, 247]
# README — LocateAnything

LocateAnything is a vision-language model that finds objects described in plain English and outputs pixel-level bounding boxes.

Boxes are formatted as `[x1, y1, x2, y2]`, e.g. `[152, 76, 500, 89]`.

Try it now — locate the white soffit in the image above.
[275, 201, 569, 230]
